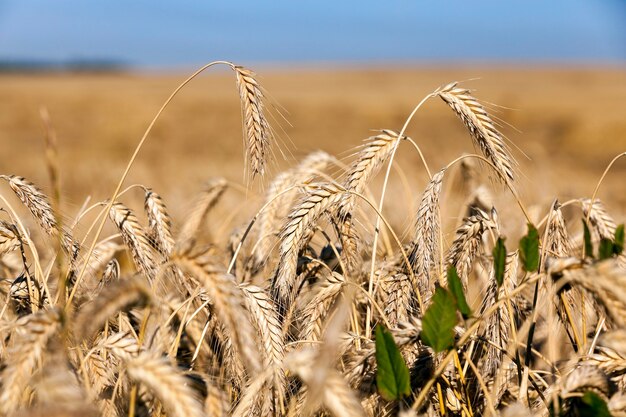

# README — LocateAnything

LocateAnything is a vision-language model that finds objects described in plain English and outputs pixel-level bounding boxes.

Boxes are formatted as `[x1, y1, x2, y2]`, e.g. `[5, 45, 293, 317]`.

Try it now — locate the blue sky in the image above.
[0, 0, 624, 68]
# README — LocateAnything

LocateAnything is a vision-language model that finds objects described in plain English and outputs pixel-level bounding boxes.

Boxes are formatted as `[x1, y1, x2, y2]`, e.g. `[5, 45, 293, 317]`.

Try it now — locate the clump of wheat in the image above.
[0, 65, 624, 417]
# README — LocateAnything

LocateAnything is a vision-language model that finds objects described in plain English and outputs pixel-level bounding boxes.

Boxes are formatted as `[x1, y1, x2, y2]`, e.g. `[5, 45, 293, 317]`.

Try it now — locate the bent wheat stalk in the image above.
[68, 60, 273, 307]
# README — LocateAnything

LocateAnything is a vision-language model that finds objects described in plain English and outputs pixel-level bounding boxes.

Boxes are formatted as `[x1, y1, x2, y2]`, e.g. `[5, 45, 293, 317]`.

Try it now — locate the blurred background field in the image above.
[0, 67, 624, 220]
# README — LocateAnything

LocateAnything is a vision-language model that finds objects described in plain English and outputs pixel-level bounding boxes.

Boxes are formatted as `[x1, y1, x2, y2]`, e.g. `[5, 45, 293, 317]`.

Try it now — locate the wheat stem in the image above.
[365, 92, 435, 339]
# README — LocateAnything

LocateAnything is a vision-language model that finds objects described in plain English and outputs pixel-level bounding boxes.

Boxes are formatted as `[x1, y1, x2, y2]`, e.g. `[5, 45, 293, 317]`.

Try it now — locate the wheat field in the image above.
[0, 64, 625, 417]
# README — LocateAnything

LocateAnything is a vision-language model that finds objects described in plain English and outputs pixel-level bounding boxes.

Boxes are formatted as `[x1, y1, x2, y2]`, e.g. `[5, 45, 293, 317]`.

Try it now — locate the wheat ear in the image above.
[544, 200, 573, 258]
[0, 175, 79, 259]
[234, 66, 272, 180]
[340, 130, 403, 211]
[406, 168, 445, 301]
[144, 188, 175, 257]
[125, 352, 205, 417]
[338, 130, 403, 270]
[33, 340, 93, 414]
[287, 349, 367, 417]
[383, 272, 417, 328]
[581, 198, 617, 240]
[556, 259, 626, 327]
[174, 254, 261, 378]
[0, 308, 62, 414]
[109, 201, 162, 281]
[10, 272, 44, 316]
[298, 272, 346, 342]
[477, 252, 518, 406]
[560, 364, 610, 403]
[240, 283, 286, 414]
[254, 150, 333, 269]
[0, 220, 21, 256]
[74, 277, 152, 341]
[436, 83, 515, 183]
[272, 182, 344, 311]
[446, 208, 496, 287]
[177, 178, 228, 252]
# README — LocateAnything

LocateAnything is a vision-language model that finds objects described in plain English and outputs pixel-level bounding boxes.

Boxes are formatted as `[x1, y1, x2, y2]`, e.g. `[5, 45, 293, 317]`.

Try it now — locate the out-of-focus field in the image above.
[0, 67, 624, 221]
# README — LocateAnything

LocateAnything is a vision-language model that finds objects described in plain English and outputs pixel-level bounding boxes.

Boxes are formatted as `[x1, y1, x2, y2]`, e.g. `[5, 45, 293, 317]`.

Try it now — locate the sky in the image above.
[0, 0, 624, 68]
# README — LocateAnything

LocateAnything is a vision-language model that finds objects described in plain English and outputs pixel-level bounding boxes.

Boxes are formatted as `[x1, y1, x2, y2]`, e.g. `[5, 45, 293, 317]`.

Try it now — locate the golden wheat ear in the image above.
[176, 178, 228, 253]
[143, 187, 175, 257]
[436, 83, 516, 184]
[174, 254, 262, 378]
[74, 277, 152, 341]
[125, 352, 205, 417]
[543, 200, 573, 258]
[446, 208, 498, 288]
[253, 150, 334, 271]
[0, 175, 79, 260]
[285, 349, 368, 417]
[406, 168, 446, 302]
[272, 182, 344, 312]
[0, 220, 21, 256]
[0, 308, 62, 415]
[240, 283, 286, 414]
[109, 201, 162, 281]
[234, 65, 273, 182]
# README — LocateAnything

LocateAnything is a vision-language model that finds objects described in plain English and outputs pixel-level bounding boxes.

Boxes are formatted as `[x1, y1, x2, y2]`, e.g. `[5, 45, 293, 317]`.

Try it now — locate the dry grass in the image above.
[0, 64, 625, 417]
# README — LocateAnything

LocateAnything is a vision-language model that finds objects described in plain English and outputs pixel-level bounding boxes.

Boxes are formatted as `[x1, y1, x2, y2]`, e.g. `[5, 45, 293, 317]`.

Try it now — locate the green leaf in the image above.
[493, 237, 507, 287]
[598, 238, 614, 260]
[447, 266, 471, 319]
[614, 224, 624, 255]
[575, 391, 611, 417]
[583, 220, 594, 259]
[420, 286, 457, 352]
[375, 325, 411, 401]
[519, 223, 540, 272]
